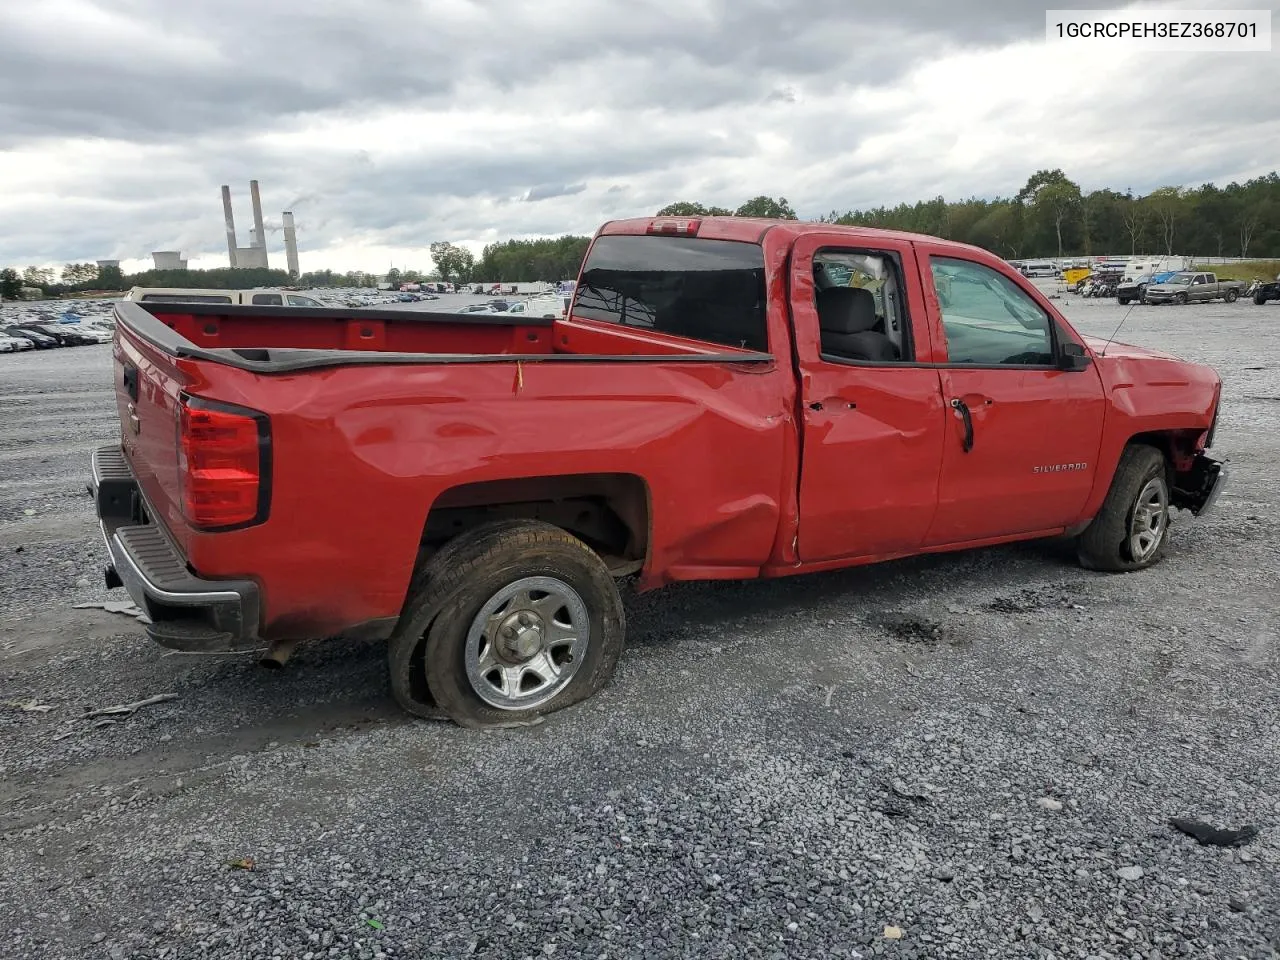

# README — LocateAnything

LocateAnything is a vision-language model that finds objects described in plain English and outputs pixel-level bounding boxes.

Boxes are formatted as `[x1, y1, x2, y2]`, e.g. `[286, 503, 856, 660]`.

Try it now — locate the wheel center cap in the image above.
[497, 610, 544, 660]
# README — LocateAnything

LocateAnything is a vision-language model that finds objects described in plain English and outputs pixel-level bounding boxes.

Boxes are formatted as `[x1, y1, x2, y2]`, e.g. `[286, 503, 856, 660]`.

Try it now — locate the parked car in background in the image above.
[2, 326, 58, 348]
[9, 323, 98, 346]
[1143, 272, 1247, 305]
[456, 303, 497, 314]
[0, 333, 35, 352]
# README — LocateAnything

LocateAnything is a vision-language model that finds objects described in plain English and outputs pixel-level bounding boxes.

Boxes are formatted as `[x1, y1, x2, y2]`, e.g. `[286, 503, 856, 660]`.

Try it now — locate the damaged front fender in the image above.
[1171, 453, 1227, 516]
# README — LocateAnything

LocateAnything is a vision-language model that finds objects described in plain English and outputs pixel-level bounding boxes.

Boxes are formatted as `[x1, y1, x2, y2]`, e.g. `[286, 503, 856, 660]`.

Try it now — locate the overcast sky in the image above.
[1, 0, 1277, 274]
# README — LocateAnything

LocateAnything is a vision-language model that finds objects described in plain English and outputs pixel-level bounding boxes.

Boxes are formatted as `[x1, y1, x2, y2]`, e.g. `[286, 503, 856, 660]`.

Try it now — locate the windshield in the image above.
[1168, 274, 1193, 285]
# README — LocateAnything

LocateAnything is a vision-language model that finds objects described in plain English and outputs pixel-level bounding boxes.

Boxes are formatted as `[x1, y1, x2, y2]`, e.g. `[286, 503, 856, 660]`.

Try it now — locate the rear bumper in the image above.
[89, 445, 262, 652]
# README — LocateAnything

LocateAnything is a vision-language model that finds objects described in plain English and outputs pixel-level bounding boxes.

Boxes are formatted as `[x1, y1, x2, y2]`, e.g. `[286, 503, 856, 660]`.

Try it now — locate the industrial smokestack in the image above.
[249, 180, 266, 252]
[282, 211, 300, 279]
[221, 185, 238, 268]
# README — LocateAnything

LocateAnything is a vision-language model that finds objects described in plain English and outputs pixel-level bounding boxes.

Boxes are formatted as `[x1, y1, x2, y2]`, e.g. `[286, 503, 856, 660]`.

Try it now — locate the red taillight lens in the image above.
[177, 397, 269, 529]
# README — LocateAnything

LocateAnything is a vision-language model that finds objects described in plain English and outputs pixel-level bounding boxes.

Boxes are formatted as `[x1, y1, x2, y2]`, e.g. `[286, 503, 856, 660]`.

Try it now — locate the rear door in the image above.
[913, 245, 1106, 545]
[791, 232, 947, 562]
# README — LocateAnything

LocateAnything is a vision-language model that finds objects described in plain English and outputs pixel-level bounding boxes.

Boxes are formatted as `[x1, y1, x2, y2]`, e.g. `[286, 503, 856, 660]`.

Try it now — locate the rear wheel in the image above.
[394, 520, 625, 728]
[1226, 289, 1239, 303]
[1255, 292, 1267, 305]
[1076, 444, 1170, 572]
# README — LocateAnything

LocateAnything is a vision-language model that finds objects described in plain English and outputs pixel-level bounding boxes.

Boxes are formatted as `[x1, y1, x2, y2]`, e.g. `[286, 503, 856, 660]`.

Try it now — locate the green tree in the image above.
[429, 242, 476, 284]
[734, 195, 797, 219]
[0, 268, 21, 300]
[98, 264, 125, 290]
[655, 201, 733, 217]
[1144, 186, 1184, 255]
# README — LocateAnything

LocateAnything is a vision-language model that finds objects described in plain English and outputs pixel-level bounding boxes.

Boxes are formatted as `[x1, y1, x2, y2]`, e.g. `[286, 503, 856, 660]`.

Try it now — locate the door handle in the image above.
[950, 397, 974, 453]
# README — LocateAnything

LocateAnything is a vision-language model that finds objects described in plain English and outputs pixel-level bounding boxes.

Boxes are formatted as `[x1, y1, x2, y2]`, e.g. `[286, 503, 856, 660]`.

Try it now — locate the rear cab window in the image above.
[573, 235, 769, 352]
[140, 294, 234, 304]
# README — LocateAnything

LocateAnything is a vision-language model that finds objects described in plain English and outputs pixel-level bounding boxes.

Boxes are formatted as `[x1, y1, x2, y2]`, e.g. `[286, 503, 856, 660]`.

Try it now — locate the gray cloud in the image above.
[525, 183, 587, 202]
[1, 0, 1276, 268]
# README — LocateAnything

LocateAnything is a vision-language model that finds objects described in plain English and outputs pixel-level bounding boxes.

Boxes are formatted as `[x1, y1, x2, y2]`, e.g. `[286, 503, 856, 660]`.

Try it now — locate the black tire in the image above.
[1076, 444, 1170, 572]
[1225, 289, 1238, 303]
[1174, 293, 1188, 305]
[387, 518, 533, 719]
[1255, 293, 1267, 306]
[401, 520, 625, 728]
[1118, 297, 1130, 305]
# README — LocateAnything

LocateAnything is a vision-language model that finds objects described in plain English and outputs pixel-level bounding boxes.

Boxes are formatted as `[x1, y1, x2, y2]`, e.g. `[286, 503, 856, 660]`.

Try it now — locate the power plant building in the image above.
[220, 179, 300, 276]
[152, 251, 188, 271]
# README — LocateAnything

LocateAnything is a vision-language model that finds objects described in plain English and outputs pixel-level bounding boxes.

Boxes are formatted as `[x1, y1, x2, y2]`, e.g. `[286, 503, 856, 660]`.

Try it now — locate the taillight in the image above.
[177, 396, 270, 529]
[646, 218, 700, 236]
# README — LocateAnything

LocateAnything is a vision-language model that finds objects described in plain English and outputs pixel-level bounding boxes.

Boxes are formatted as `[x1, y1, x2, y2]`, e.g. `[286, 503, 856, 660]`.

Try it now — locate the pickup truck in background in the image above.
[1142, 271, 1247, 304]
[124, 286, 327, 307]
[89, 217, 1226, 728]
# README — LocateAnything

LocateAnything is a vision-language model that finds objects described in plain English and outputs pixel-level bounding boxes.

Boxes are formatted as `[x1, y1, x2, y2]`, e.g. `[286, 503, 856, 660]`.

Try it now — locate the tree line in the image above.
[5, 173, 1277, 300]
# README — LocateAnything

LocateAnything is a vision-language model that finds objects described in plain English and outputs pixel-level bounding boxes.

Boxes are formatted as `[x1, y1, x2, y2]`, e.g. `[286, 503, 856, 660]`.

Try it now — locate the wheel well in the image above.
[421, 473, 650, 576]
[1126, 430, 1203, 477]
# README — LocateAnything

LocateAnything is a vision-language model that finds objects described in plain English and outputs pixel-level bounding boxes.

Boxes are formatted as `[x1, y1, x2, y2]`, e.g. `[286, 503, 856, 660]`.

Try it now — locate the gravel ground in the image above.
[1, 292, 1278, 960]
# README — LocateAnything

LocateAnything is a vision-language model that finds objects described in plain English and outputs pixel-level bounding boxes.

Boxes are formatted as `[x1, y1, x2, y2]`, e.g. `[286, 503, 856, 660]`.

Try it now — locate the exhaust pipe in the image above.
[258, 637, 299, 670]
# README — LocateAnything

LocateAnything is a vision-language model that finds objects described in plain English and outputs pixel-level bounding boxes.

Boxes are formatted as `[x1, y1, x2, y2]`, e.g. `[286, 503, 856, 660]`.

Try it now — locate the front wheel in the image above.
[1174, 293, 1188, 304]
[1257, 293, 1269, 305]
[403, 520, 625, 727]
[1076, 444, 1170, 572]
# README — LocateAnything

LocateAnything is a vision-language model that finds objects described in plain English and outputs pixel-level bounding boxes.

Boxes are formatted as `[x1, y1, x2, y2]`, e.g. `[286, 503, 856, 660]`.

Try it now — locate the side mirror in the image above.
[1058, 340, 1092, 372]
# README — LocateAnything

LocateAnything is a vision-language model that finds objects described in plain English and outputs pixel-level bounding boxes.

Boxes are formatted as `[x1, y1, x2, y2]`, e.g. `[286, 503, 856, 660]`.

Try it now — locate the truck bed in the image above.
[121, 301, 765, 372]
[107, 300, 788, 644]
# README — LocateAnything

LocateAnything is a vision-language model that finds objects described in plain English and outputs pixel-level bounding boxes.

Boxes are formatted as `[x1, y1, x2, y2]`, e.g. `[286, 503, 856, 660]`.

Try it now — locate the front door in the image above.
[916, 249, 1107, 545]
[790, 233, 948, 563]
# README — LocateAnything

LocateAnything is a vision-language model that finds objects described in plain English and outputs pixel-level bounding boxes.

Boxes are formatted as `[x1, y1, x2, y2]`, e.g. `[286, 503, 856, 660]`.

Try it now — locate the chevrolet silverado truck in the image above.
[88, 217, 1227, 728]
[1143, 271, 1247, 305]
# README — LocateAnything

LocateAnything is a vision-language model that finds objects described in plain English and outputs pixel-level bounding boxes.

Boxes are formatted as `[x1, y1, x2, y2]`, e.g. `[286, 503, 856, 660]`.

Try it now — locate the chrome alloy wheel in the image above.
[1128, 477, 1168, 562]
[464, 576, 589, 710]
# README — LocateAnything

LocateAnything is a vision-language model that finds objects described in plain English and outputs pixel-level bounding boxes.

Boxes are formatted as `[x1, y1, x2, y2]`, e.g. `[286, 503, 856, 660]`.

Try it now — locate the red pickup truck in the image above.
[90, 216, 1226, 728]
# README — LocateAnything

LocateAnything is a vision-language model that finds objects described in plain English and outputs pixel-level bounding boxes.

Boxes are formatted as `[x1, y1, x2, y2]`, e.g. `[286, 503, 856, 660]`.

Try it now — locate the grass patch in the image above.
[1192, 260, 1280, 281]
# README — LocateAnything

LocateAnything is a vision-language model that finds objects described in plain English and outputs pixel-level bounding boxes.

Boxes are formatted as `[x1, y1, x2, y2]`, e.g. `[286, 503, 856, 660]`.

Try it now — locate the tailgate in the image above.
[113, 308, 193, 556]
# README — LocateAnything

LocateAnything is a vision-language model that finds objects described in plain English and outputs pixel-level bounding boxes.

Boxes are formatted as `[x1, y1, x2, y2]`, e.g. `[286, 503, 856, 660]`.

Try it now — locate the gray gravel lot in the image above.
[1, 293, 1278, 959]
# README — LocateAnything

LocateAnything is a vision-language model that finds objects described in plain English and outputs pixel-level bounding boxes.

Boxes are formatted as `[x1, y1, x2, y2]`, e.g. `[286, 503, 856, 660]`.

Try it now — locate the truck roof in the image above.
[598, 216, 990, 257]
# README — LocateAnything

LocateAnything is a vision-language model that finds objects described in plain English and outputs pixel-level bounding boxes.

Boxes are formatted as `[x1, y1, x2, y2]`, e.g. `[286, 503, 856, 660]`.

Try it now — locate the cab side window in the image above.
[813, 251, 912, 363]
[252, 293, 283, 306]
[930, 257, 1054, 366]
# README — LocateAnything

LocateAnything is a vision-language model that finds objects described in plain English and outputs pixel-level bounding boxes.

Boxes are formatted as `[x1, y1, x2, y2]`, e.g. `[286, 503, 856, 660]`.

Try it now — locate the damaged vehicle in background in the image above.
[1251, 273, 1280, 305]
[89, 216, 1226, 729]
[1116, 271, 1178, 305]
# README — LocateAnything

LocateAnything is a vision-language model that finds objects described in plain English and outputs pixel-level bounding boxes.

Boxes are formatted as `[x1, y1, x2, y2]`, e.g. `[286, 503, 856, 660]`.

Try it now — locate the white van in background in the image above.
[1122, 257, 1190, 281]
[505, 294, 569, 319]
[124, 287, 326, 307]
